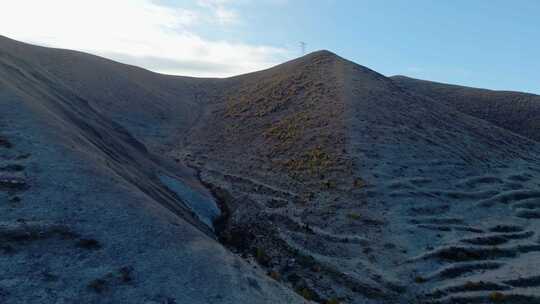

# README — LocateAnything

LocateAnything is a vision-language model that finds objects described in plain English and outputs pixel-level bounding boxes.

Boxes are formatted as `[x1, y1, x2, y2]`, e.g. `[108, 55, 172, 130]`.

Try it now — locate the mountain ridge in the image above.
[392, 75, 540, 143]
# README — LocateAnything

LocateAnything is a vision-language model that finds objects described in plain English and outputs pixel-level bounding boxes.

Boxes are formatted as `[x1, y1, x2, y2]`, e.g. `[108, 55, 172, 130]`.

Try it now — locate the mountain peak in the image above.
[299, 49, 342, 62]
[307, 49, 337, 56]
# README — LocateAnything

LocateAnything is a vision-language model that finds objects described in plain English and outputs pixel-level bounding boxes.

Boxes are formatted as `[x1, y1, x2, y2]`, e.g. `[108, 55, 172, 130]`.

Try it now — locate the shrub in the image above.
[118, 266, 134, 283]
[255, 247, 270, 266]
[347, 213, 361, 220]
[296, 287, 313, 300]
[489, 292, 505, 302]
[88, 279, 107, 293]
[77, 238, 102, 250]
[268, 270, 280, 281]
[353, 178, 366, 188]
[414, 276, 427, 284]
[0, 137, 12, 148]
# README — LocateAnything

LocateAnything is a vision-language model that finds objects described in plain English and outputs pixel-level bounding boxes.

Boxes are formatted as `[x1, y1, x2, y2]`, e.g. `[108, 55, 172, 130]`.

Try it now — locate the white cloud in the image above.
[0, 0, 290, 77]
[197, 0, 239, 24]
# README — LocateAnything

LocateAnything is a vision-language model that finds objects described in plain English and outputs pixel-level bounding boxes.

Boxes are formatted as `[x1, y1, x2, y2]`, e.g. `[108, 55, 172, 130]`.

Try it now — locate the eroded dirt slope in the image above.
[179, 51, 540, 303]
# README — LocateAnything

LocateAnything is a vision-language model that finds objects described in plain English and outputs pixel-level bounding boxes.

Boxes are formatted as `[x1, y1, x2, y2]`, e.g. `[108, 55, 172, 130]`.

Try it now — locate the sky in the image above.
[0, 0, 538, 94]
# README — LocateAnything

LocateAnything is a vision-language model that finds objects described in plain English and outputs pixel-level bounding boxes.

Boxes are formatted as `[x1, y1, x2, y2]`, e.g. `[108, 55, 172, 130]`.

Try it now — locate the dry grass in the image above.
[284, 148, 335, 173]
[264, 113, 308, 151]
[224, 73, 305, 119]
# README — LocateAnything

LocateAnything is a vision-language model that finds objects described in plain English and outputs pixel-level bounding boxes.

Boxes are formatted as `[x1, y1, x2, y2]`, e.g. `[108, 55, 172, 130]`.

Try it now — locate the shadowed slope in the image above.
[391, 75, 540, 142]
[0, 35, 304, 304]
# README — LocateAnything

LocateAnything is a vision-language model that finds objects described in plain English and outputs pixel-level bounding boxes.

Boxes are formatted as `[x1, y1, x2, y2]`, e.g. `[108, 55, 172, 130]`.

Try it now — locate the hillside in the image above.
[1, 35, 540, 303]
[180, 50, 540, 303]
[0, 36, 303, 304]
[391, 75, 540, 142]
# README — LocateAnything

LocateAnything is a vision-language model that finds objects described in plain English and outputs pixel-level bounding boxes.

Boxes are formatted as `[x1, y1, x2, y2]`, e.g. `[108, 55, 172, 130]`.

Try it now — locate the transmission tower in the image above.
[300, 41, 306, 55]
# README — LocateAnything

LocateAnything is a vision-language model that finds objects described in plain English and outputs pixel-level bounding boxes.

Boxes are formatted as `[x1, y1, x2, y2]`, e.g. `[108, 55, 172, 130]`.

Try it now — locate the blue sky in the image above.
[1, 0, 538, 93]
